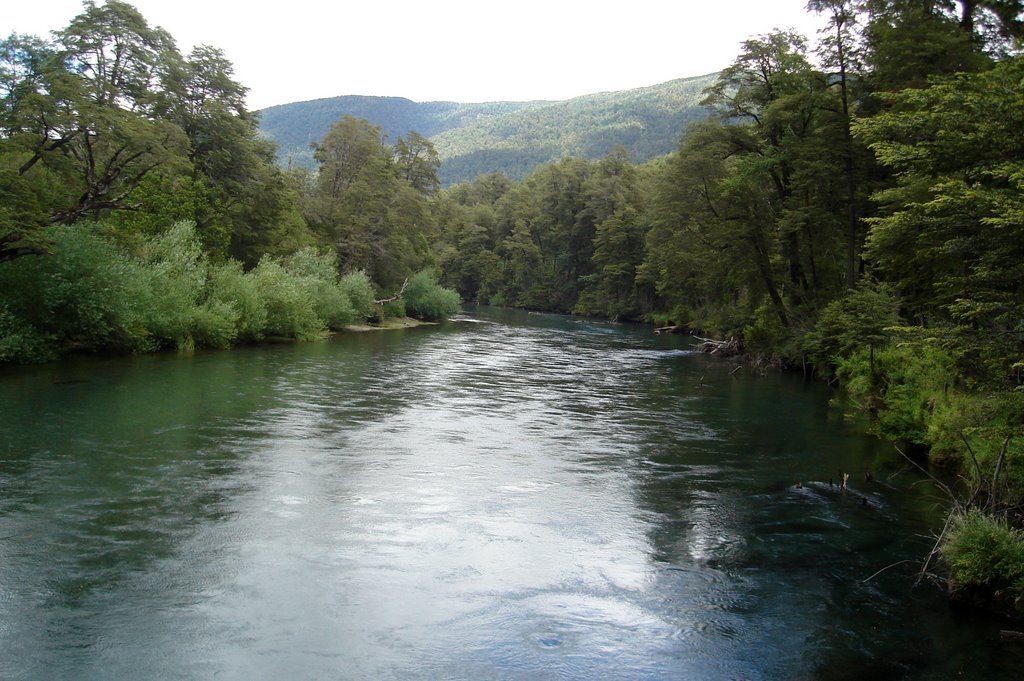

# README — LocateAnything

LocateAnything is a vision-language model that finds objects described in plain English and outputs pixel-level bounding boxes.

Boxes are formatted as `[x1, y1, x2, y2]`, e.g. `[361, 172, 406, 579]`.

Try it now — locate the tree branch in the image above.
[374, 278, 408, 305]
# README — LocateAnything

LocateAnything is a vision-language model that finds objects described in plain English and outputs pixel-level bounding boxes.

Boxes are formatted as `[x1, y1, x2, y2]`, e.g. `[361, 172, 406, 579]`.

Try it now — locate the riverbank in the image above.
[689, 327, 1024, 621]
[0, 224, 461, 366]
[342, 317, 435, 332]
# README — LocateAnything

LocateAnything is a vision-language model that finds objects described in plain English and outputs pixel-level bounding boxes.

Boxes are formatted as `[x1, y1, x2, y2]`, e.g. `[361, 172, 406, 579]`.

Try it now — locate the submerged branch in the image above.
[860, 559, 919, 584]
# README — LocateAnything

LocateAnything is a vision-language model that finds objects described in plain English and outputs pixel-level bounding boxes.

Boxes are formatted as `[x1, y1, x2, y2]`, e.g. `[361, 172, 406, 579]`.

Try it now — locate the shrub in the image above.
[942, 510, 1024, 614]
[135, 221, 211, 350]
[208, 261, 267, 342]
[743, 300, 797, 360]
[0, 303, 52, 363]
[803, 282, 899, 369]
[190, 300, 239, 350]
[380, 298, 405, 320]
[836, 339, 955, 447]
[0, 224, 149, 355]
[280, 248, 356, 328]
[339, 270, 376, 320]
[403, 269, 461, 321]
[250, 258, 324, 340]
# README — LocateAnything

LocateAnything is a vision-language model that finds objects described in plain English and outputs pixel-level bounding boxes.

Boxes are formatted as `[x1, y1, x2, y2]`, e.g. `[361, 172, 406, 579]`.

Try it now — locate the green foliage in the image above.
[135, 221, 212, 350]
[207, 261, 266, 342]
[836, 337, 955, 446]
[743, 301, 797, 358]
[339, 270, 376, 320]
[403, 269, 461, 321]
[0, 3, 308, 268]
[0, 165, 52, 261]
[0, 303, 51, 362]
[303, 115, 434, 289]
[854, 57, 1024, 361]
[279, 247, 356, 328]
[0, 219, 379, 362]
[0, 224, 149, 355]
[929, 390, 1024, 492]
[803, 282, 899, 367]
[942, 510, 1024, 614]
[249, 258, 325, 341]
[381, 298, 406, 319]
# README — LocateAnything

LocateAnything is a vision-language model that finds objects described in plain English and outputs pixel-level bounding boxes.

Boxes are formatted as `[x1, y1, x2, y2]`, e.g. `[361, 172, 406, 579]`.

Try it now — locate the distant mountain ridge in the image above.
[257, 74, 717, 186]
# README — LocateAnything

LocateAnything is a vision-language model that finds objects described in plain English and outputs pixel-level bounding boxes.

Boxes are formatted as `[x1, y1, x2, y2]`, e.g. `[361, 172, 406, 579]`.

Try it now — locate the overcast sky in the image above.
[8, 1, 827, 110]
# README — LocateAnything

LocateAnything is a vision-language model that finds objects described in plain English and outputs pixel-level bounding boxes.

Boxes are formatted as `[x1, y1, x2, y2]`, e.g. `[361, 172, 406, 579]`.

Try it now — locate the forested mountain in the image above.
[258, 97, 545, 174]
[258, 75, 715, 185]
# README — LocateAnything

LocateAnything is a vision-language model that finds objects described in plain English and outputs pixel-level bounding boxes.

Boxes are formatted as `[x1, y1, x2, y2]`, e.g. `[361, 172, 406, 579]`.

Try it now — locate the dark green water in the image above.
[1, 307, 1020, 680]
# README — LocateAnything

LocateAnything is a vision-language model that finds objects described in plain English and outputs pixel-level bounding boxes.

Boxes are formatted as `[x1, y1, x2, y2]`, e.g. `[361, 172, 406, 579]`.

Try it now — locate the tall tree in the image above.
[0, 1, 188, 231]
[393, 131, 440, 195]
[574, 148, 649, 319]
[305, 115, 434, 287]
[809, 0, 865, 288]
[861, 0, 989, 91]
[854, 56, 1024, 380]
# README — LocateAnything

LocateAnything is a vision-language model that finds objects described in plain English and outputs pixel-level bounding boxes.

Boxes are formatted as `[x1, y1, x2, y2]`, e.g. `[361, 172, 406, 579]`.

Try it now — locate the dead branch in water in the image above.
[860, 559, 919, 584]
[692, 335, 743, 357]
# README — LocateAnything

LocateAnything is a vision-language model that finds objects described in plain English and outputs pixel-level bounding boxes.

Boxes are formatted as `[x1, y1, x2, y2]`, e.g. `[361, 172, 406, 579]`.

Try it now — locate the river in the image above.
[1, 307, 1020, 680]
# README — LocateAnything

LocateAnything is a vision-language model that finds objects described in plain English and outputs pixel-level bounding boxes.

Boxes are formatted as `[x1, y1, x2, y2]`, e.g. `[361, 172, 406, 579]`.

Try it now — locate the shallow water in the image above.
[1, 307, 1020, 679]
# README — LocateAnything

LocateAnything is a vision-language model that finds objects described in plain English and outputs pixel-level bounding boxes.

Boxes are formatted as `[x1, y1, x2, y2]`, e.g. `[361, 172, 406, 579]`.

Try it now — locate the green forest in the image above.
[2, 1, 1023, 616]
[258, 74, 715, 185]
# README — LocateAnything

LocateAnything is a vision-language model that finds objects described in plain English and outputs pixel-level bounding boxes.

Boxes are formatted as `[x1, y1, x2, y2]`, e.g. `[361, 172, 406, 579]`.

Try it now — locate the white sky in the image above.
[7, 1, 827, 110]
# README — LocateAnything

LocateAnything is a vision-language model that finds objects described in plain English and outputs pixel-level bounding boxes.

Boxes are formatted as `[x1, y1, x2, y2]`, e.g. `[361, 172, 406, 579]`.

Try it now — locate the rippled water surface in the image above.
[1, 308, 1021, 680]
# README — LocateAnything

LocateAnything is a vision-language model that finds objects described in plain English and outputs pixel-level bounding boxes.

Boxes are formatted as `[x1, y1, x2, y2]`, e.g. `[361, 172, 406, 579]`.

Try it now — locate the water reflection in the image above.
[1, 310, 1022, 679]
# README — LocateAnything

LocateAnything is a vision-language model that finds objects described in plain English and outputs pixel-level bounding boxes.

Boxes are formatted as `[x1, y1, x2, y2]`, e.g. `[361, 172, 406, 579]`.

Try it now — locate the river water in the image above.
[1, 307, 1020, 680]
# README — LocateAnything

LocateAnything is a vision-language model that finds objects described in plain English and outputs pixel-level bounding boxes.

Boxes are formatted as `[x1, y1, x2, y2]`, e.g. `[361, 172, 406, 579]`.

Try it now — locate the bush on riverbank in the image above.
[0, 222, 398, 361]
[403, 269, 461, 321]
[0, 225, 149, 361]
[942, 510, 1024, 615]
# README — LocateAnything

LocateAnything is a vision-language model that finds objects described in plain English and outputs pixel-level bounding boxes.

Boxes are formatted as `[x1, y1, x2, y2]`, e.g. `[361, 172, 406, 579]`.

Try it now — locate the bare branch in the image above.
[374, 278, 408, 305]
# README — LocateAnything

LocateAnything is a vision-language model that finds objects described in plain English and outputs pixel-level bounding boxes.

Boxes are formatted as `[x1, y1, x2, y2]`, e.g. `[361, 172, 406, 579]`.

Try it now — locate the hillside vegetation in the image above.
[258, 75, 715, 185]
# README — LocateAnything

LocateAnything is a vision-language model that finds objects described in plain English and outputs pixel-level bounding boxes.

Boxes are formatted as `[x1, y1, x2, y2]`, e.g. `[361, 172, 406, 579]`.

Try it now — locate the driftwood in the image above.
[692, 335, 743, 357]
[654, 325, 684, 334]
[1000, 630, 1024, 642]
[374, 278, 408, 305]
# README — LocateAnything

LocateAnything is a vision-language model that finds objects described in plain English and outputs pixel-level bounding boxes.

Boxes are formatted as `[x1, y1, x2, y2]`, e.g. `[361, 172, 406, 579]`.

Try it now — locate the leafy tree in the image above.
[803, 280, 899, 370]
[855, 57, 1024, 384]
[0, 3, 189, 241]
[860, 0, 990, 91]
[159, 44, 298, 259]
[393, 131, 440, 194]
[808, 0, 868, 288]
[304, 115, 434, 287]
[574, 148, 649, 319]
[312, 115, 389, 199]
